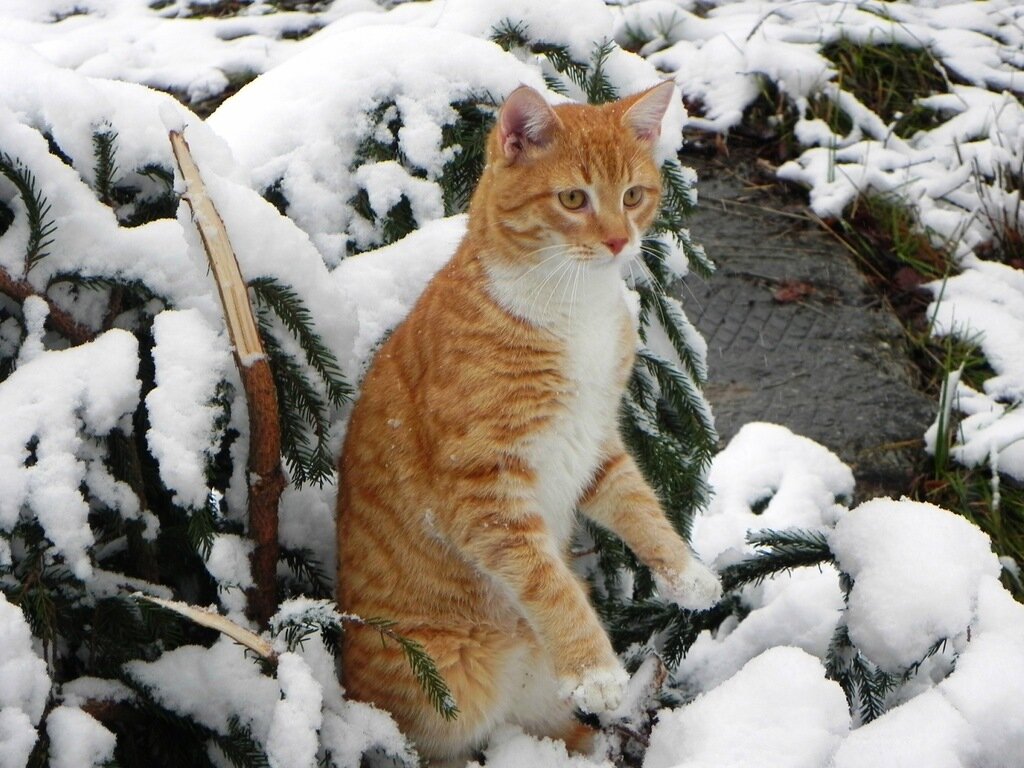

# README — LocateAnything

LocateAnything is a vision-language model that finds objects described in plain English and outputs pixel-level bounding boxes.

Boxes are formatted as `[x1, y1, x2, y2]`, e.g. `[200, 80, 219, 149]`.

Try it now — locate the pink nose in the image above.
[604, 237, 628, 255]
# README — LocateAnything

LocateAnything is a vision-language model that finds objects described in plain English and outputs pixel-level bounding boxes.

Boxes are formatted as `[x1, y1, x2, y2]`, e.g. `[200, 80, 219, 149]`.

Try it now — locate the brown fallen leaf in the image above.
[772, 279, 815, 303]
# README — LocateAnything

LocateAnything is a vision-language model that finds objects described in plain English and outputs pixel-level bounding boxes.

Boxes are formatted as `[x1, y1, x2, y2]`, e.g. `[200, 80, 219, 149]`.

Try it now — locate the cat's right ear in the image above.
[498, 86, 559, 162]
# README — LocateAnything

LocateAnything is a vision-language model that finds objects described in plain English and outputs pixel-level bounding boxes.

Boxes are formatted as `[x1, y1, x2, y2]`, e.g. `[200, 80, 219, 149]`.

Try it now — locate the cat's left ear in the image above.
[622, 80, 676, 143]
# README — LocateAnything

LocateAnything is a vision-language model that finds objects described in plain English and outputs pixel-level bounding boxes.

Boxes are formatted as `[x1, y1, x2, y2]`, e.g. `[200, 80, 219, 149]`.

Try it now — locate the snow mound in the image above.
[830, 498, 1001, 671]
[471, 725, 611, 768]
[46, 706, 116, 768]
[146, 308, 231, 509]
[927, 259, 1024, 481]
[0, 593, 50, 768]
[0, 330, 140, 579]
[695, 422, 854, 563]
[207, 24, 549, 264]
[646, 647, 849, 768]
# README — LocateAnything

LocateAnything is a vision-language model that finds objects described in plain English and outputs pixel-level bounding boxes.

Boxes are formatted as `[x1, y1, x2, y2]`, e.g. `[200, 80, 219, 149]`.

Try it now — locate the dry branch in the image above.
[169, 130, 284, 628]
[0, 267, 95, 345]
[135, 593, 277, 660]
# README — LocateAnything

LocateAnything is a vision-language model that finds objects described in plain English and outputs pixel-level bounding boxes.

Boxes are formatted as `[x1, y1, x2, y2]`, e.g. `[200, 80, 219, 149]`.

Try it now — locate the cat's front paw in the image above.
[560, 664, 629, 714]
[655, 559, 723, 611]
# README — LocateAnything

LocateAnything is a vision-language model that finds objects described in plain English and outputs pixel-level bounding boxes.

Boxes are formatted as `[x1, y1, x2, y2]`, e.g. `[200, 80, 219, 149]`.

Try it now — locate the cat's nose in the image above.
[603, 237, 628, 255]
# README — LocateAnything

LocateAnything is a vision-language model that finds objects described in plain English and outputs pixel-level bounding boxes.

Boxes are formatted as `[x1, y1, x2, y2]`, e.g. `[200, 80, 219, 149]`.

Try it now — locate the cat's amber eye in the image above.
[558, 189, 588, 210]
[623, 186, 644, 208]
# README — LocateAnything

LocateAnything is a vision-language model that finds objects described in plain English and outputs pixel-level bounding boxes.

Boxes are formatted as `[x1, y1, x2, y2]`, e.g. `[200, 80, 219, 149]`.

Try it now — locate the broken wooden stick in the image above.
[169, 130, 285, 629]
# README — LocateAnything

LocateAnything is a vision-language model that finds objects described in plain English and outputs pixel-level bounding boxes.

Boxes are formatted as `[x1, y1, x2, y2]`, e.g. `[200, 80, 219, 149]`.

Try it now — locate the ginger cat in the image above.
[337, 81, 722, 766]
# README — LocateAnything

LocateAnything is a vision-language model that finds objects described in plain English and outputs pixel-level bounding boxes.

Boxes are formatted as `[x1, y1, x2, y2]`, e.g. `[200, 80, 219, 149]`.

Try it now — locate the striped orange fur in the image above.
[337, 82, 722, 766]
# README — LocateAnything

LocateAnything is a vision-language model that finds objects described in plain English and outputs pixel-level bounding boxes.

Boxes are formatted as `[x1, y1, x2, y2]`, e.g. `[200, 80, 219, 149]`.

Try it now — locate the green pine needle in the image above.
[249, 276, 351, 407]
[92, 126, 120, 206]
[365, 617, 460, 722]
[720, 528, 834, 591]
[0, 151, 58, 274]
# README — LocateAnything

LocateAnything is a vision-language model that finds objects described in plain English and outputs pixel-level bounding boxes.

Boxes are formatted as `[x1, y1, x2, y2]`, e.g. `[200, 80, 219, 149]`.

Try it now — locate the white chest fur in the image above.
[530, 302, 627, 545]
[485, 259, 632, 546]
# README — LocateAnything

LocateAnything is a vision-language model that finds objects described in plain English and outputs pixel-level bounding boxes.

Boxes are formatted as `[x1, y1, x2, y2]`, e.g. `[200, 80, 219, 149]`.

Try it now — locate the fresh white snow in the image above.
[0, 1, 1023, 767]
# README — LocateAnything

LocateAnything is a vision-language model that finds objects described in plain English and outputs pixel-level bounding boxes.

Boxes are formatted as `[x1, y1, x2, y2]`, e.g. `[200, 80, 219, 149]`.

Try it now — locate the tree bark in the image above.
[169, 130, 284, 628]
[0, 267, 95, 345]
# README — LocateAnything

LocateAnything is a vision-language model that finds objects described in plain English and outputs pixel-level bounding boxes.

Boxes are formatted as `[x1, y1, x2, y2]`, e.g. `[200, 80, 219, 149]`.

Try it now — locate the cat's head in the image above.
[475, 81, 674, 267]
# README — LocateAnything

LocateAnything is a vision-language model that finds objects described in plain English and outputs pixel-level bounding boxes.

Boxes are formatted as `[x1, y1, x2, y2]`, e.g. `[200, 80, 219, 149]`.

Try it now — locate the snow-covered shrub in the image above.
[0, 0, 727, 763]
[3, 1, 1023, 766]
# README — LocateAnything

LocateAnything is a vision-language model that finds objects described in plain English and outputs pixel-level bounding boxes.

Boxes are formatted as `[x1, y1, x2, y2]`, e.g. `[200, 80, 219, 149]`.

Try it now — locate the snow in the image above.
[1, 1, 1024, 766]
[206, 23, 550, 263]
[471, 725, 613, 768]
[829, 498, 1001, 672]
[205, 533, 255, 618]
[927, 260, 1024, 479]
[0, 593, 50, 768]
[266, 652, 323, 768]
[125, 635, 280, 737]
[0, 330, 140, 579]
[646, 647, 850, 768]
[146, 308, 231, 509]
[46, 706, 116, 768]
[694, 422, 854, 563]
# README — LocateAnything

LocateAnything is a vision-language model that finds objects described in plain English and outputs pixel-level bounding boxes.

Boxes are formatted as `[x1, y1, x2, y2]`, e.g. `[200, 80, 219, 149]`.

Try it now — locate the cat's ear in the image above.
[622, 80, 675, 143]
[498, 85, 559, 162]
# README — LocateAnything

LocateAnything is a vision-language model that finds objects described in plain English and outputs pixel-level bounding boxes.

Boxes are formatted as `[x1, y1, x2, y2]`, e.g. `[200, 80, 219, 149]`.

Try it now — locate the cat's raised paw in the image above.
[655, 559, 723, 611]
[561, 665, 629, 714]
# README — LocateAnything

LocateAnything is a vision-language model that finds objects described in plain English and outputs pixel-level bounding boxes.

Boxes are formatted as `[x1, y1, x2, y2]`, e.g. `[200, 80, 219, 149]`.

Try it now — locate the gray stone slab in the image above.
[678, 155, 936, 499]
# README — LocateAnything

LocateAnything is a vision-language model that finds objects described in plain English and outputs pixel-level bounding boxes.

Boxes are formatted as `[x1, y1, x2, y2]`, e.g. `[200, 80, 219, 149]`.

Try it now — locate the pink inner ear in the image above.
[499, 86, 557, 161]
[624, 81, 675, 142]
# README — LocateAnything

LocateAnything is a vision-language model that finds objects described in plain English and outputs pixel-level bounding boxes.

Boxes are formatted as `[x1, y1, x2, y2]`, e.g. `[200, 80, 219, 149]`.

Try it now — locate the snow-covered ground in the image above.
[1, 1, 1023, 767]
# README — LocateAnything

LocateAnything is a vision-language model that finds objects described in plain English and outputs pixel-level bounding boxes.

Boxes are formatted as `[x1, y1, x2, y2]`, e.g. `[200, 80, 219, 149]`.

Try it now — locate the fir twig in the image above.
[362, 616, 460, 722]
[257, 314, 335, 488]
[248, 276, 351, 407]
[0, 151, 57, 274]
[92, 126, 120, 207]
[719, 528, 834, 591]
[270, 604, 459, 722]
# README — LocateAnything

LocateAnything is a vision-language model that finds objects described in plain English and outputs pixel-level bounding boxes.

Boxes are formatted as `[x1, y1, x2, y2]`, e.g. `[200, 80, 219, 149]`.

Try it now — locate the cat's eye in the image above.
[558, 189, 588, 210]
[623, 186, 644, 208]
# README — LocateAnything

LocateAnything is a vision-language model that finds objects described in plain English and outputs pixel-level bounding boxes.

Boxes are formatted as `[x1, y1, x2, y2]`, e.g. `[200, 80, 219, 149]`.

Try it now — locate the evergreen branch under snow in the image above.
[720, 528, 834, 591]
[0, 151, 57, 274]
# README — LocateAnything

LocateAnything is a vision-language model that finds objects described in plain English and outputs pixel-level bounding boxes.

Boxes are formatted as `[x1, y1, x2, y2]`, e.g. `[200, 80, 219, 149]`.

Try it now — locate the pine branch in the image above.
[363, 616, 460, 722]
[271, 605, 459, 722]
[221, 716, 271, 768]
[621, 395, 706, 539]
[719, 528, 834, 591]
[92, 126, 120, 207]
[0, 151, 57, 274]
[636, 348, 717, 463]
[600, 595, 735, 667]
[249, 276, 351, 407]
[279, 545, 333, 599]
[653, 159, 714, 278]
[257, 316, 335, 487]
[585, 40, 618, 105]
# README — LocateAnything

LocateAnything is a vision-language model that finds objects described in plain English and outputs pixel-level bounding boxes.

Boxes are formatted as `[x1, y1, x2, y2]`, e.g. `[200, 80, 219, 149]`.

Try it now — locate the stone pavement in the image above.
[678, 153, 936, 499]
